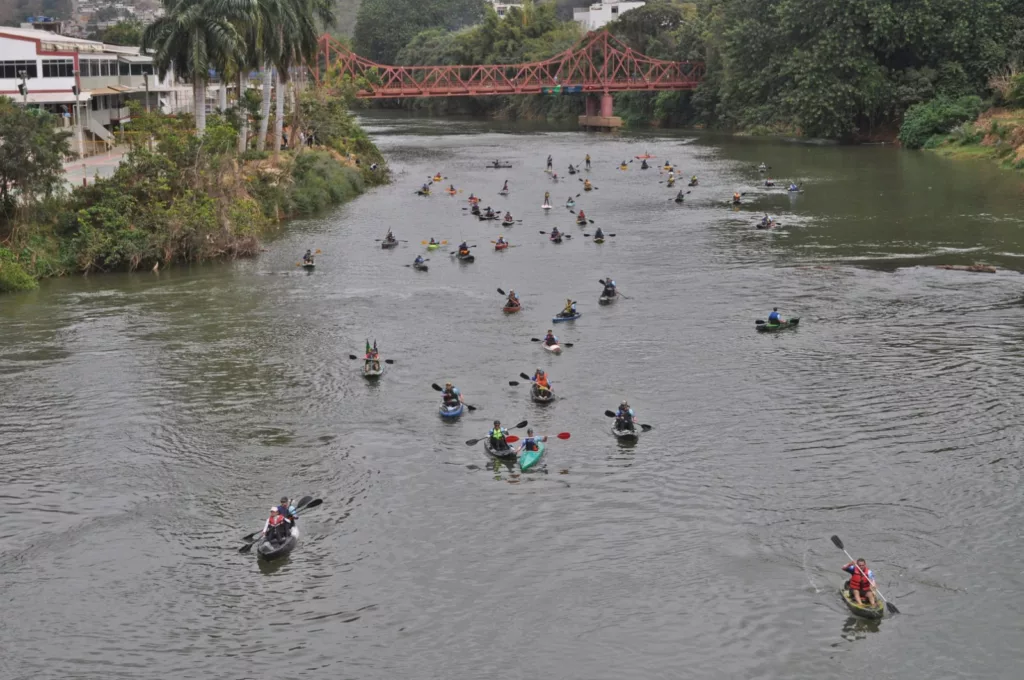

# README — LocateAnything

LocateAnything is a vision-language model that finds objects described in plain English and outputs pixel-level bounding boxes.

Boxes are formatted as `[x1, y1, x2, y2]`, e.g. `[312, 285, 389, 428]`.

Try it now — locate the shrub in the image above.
[898, 96, 985, 149]
[0, 247, 38, 292]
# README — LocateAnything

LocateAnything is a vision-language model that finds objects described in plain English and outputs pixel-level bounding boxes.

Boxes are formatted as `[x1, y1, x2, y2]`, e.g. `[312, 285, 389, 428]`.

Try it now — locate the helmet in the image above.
[500, 235, 504, 238]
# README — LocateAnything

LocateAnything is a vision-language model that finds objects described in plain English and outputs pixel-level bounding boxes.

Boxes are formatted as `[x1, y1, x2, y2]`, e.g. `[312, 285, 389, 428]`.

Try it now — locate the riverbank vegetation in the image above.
[354, 0, 1024, 142]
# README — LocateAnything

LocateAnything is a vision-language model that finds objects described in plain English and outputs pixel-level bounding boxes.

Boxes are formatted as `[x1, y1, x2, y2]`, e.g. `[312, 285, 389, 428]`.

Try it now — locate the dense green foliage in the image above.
[0, 98, 73, 226]
[94, 19, 144, 46]
[898, 96, 986, 149]
[0, 247, 37, 293]
[353, 0, 486, 64]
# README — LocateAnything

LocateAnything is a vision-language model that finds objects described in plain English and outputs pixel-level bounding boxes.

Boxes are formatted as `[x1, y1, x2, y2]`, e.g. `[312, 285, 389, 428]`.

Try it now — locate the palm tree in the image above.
[142, 0, 251, 134]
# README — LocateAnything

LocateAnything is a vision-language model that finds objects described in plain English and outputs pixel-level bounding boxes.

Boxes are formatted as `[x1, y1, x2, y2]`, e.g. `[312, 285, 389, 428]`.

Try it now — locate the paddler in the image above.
[496, 235, 508, 247]
[448, 184, 456, 193]
[560, 299, 577, 317]
[468, 193, 478, 203]
[484, 206, 495, 218]
[514, 428, 546, 455]
[531, 368, 550, 390]
[603, 277, 616, 294]
[442, 381, 463, 406]
[675, 190, 685, 203]
[577, 209, 587, 222]
[568, 164, 576, 174]
[788, 182, 799, 192]
[667, 172, 675, 187]
[620, 160, 628, 170]
[764, 177, 775, 187]
[471, 204, 481, 215]
[543, 330, 558, 346]
[759, 213, 772, 228]
[458, 241, 470, 256]
[641, 159, 649, 169]
[420, 182, 430, 194]
[428, 237, 438, 246]
[732, 191, 741, 204]
[503, 211, 513, 222]
[758, 162, 768, 172]
[689, 175, 698, 186]
[615, 401, 636, 431]
[433, 172, 442, 181]
[550, 226, 561, 240]
[585, 154, 591, 170]
[546, 155, 553, 171]
[502, 179, 509, 192]
[843, 558, 877, 607]
[583, 179, 592, 191]
[594, 227, 604, 240]
[414, 254, 425, 266]
[302, 249, 314, 265]
[489, 420, 510, 451]
[505, 289, 519, 308]
[544, 191, 551, 205]
[602, 280, 616, 298]
[262, 507, 288, 542]
[767, 307, 783, 324]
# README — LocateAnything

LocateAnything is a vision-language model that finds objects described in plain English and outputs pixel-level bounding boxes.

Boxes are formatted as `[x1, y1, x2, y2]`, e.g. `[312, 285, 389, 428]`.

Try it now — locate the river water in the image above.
[2, 114, 1023, 680]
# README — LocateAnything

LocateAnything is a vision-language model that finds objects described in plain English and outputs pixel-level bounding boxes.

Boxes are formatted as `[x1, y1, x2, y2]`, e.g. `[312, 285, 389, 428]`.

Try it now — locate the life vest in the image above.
[848, 566, 872, 591]
[524, 437, 539, 451]
[579, 211, 585, 218]
[536, 373, 549, 388]
[268, 514, 284, 527]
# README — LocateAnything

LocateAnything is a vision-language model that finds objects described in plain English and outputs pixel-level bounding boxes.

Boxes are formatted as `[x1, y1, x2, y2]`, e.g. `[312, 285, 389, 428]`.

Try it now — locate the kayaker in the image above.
[277, 497, 297, 524]
[384, 229, 395, 243]
[543, 330, 558, 346]
[551, 173, 558, 181]
[585, 154, 591, 170]
[615, 401, 636, 431]
[604, 277, 616, 293]
[566, 197, 575, 206]
[448, 184, 456, 193]
[505, 289, 519, 308]
[490, 420, 510, 451]
[504, 212, 513, 222]
[469, 193, 478, 202]
[758, 162, 767, 172]
[546, 155, 553, 170]
[496, 236, 508, 247]
[262, 507, 289, 542]
[690, 175, 698, 186]
[768, 308, 783, 324]
[484, 207, 495, 218]
[764, 178, 775, 187]
[560, 299, 577, 317]
[414, 254, 425, 265]
[458, 242, 470, 256]
[732, 191, 741, 204]
[421, 182, 430, 193]
[583, 179, 592, 191]
[788, 183, 799, 192]
[551, 226, 561, 240]
[641, 160, 649, 169]
[675, 190, 685, 202]
[442, 382, 462, 406]
[602, 281, 616, 298]
[532, 368, 550, 390]
[302, 249, 314, 264]
[502, 180, 509, 192]
[567, 164, 575, 174]
[620, 160, 628, 169]
[471, 204, 481, 216]
[514, 427, 547, 455]
[578, 209, 586, 221]
[843, 559, 877, 607]
[428, 237, 438, 245]
[594, 227, 604, 239]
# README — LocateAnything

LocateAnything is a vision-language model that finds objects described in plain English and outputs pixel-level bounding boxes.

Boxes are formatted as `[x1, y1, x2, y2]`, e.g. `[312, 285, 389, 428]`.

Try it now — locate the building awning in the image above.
[21, 91, 93, 104]
[117, 54, 153, 64]
[87, 86, 121, 96]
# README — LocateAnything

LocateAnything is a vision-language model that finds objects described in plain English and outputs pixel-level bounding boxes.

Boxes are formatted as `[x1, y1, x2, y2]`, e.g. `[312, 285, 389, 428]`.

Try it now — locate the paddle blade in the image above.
[294, 495, 314, 510]
[556, 432, 571, 439]
[530, 338, 541, 342]
[604, 410, 617, 418]
[384, 359, 395, 364]
[431, 383, 443, 392]
[886, 602, 900, 615]
[348, 355, 358, 360]
[242, 530, 261, 541]
[520, 372, 531, 380]
[466, 404, 477, 411]
[830, 535, 845, 550]
[514, 420, 528, 429]
[505, 435, 520, 443]
[755, 320, 765, 325]
[497, 288, 506, 295]
[508, 381, 520, 386]
[302, 499, 323, 510]
[239, 540, 257, 553]
[465, 438, 481, 446]
[562, 342, 574, 347]
[640, 424, 653, 432]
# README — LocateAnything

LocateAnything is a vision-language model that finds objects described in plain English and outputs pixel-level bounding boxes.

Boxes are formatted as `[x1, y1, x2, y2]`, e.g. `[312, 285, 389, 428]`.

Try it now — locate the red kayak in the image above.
[503, 305, 521, 313]
[495, 242, 509, 251]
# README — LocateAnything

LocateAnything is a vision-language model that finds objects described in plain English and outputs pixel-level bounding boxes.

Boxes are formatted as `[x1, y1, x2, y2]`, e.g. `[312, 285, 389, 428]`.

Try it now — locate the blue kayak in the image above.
[552, 312, 582, 323]
[439, 401, 464, 419]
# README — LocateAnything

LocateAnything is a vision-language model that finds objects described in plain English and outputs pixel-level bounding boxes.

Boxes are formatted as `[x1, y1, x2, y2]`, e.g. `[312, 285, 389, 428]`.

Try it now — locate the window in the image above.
[611, 5, 619, 12]
[141, 64, 154, 76]
[131, 63, 142, 75]
[42, 59, 74, 78]
[0, 60, 39, 79]
[101, 61, 109, 76]
[120, 62, 129, 75]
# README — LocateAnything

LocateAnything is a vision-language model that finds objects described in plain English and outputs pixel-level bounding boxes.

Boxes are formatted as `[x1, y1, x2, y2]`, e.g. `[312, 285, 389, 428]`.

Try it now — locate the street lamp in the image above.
[72, 75, 84, 157]
[144, 72, 150, 113]
[17, 69, 28, 105]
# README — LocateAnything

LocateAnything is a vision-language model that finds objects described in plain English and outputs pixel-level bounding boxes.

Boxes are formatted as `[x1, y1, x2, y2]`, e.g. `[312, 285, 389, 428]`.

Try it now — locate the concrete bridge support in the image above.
[580, 92, 622, 131]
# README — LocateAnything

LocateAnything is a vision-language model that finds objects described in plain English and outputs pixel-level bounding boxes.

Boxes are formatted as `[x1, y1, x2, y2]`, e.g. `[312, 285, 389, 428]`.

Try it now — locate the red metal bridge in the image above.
[315, 30, 704, 101]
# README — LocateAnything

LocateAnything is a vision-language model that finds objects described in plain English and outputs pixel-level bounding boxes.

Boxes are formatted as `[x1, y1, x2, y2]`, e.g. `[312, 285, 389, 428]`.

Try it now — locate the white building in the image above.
[573, 0, 646, 31]
[0, 24, 193, 156]
[486, 0, 523, 18]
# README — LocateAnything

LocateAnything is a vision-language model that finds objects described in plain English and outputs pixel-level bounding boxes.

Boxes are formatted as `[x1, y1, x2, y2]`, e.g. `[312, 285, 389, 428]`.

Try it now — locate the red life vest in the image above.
[848, 566, 871, 591]
[269, 515, 284, 527]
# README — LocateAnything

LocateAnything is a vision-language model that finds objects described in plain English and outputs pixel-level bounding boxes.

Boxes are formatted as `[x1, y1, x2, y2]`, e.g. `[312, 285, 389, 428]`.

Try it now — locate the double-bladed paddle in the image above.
[449, 245, 478, 255]
[583, 233, 616, 238]
[403, 260, 429, 267]
[465, 419, 529, 446]
[538, 231, 572, 239]
[431, 383, 478, 410]
[567, 209, 595, 224]
[830, 535, 899, 614]
[348, 355, 395, 364]
[239, 496, 321, 553]
[598, 279, 629, 299]
[578, 178, 599, 190]
[506, 432, 571, 444]
[530, 338, 573, 347]
[602, 410, 653, 431]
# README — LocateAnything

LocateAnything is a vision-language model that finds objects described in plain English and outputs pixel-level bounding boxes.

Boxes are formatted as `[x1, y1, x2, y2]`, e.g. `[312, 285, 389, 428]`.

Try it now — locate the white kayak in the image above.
[543, 343, 562, 354]
[541, 204, 552, 210]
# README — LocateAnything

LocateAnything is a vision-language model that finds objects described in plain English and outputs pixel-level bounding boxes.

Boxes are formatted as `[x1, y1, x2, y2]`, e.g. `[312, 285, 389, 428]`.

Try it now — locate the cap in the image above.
[270, 507, 279, 513]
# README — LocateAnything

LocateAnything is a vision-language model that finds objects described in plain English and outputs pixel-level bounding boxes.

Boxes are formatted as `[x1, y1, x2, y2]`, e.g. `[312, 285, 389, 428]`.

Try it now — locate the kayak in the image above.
[542, 204, 552, 210]
[413, 262, 429, 271]
[501, 220, 514, 227]
[841, 587, 885, 620]
[483, 438, 517, 461]
[494, 242, 509, 251]
[663, 165, 673, 171]
[674, 197, 685, 204]
[619, 165, 628, 171]
[583, 186, 593, 192]
[666, 180, 675, 187]
[531, 384, 555, 403]
[518, 440, 545, 471]
[416, 190, 430, 196]
[478, 215, 498, 221]
[756, 222, 777, 230]
[439, 401, 464, 419]
[381, 240, 398, 249]
[302, 263, 315, 270]
[552, 312, 581, 323]
[594, 237, 605, 244]
[486, 164, 513, 169]
[363, 361, 384, 378]
[688, 181, 698, 187]
[257, 525, 299, 561]
[456, 252, 475, 263]
[635, 154, 655, 159]
[468, 197, 480, 204]
[756, 317, 800, 332]
[433, 176, 443, 182]
[576, 217, 587, 226]
[447, 190, 457, 195]
[732, 199, 741, 205]
[566, 200, 575, 208]
[503, 304, 521, 313]
[427, 243, 441, 251]
[612, 425, 640, 441]
[598, 294, 617, 305]
[499, 190, 510, 196]
[550, 234, 563, 243]
[543, 343, 562, 354]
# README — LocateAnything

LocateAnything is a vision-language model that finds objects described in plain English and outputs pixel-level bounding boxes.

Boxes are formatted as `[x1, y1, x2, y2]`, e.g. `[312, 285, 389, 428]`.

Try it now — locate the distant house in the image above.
[0, 23, 194, 155]
[486, 0, 524, 18]
[573, 0, 646, 31]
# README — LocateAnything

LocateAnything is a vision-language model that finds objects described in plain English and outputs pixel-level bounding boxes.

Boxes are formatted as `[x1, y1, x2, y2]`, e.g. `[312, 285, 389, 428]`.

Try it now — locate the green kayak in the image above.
[756, 317, 800, 332]
[518, 441, 545, 471]
[841, 587, 884, 620]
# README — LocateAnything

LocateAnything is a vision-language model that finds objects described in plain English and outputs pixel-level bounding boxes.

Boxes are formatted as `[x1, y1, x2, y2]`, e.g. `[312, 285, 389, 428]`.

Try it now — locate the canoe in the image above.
[503, 304, 521, 313]
[363, 361, 384, 377]
[566, 200, 575, 208]
[594, 237, 605, 244]
[543, 343, 562, 354]
[457, 253, 475, 263]
[426, 243, 441, 251]
[495, 242, 509, 251]
[518, 440, 545, 471]
[531, 383, 555, 403]
[501, 220, 515, 227]
[550, 235, 563, 243]
[257, 525, 299, 561]
[413, 263, 429, 271]
[302, 263, 315, 270]
[439, 401, 464, 419]
[483, 438, 517, 461]
[598, 294, 616, 305]
[612, 424, 640, 441]
[552, 312, 581, 323]
[576, 218, 587, 226]
[841, 587, 885, 620]
[542, 204, 552, 210]
[381, 241, 398, 249]
[756, 317, 800, 332]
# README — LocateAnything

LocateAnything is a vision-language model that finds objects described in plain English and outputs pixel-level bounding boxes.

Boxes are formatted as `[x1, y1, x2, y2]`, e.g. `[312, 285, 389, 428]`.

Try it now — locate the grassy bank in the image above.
[927, 109, 1024, 171]
[0, 99, 388, 294]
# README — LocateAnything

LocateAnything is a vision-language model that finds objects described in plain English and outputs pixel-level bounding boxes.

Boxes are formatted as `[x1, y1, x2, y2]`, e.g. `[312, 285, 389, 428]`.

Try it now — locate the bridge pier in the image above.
[579, 93, 622, 132]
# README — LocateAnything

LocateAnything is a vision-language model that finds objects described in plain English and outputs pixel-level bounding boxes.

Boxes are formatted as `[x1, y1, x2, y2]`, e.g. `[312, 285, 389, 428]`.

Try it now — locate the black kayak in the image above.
[483, 439, 516, 460]
[381, 240, 398, 249]
[257, 526, 299, 561]
[531, 383, 555, 403]
[487, 164, 513, 169]
[413, 262, 428, 271]
[612, 425, 640, 441]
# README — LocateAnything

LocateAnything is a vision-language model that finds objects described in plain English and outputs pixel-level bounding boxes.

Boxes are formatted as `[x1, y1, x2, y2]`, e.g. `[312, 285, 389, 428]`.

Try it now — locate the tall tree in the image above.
[0, 98, 73, 228]
[353, 0, 487, 64]
[142, 0, 250, 134]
